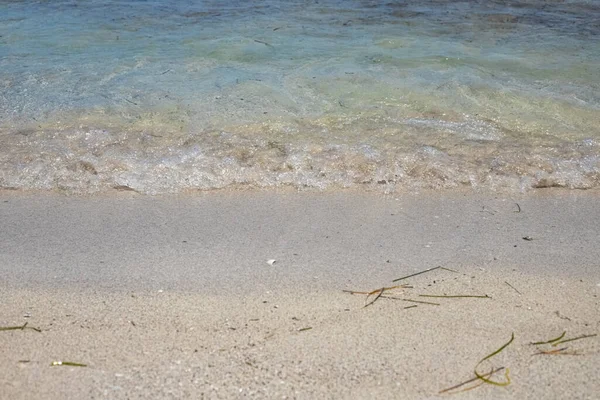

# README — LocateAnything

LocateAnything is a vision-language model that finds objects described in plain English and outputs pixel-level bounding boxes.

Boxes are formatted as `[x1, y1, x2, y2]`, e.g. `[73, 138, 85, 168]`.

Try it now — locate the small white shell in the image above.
[266, 259, 277, 265]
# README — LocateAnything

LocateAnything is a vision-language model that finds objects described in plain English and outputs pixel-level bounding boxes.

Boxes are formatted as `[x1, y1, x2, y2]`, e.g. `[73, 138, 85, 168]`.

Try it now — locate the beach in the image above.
[1, 189, 599, 399]
[2, 0, 600, 398]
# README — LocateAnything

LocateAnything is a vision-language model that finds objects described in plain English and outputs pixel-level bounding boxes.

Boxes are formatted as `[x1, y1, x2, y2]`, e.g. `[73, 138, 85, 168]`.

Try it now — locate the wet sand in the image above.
[1, 189, 599, 399]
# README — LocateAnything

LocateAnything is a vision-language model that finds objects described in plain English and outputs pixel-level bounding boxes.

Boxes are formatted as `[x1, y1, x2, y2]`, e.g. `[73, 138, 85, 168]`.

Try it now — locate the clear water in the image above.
[1, 0, 599, 194]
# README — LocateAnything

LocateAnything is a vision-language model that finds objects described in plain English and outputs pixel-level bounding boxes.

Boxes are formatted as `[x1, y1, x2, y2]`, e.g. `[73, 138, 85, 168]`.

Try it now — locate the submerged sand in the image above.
[1, 189, 599, 399]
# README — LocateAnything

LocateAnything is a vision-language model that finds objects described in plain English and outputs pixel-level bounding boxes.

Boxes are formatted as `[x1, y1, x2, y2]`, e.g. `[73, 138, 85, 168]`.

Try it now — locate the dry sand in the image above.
[1, 189, 599, 399]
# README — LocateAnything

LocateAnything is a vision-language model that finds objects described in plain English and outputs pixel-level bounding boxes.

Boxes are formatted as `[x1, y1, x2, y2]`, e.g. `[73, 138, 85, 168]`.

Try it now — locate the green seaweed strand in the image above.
[552, 333, 597, 347]
[51, 361, 87, 367]
[0, 322, 41, 332]
[474, 333, 514, 386]
[531, 331, 566, 345]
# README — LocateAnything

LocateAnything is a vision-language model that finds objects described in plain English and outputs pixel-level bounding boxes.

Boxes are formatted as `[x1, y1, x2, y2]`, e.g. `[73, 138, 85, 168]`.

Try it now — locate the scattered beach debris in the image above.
[522, 236, 534, 241]
[298, 327, 313, 332]
[346, 266, 480, 307]
[473, 333, 514, 386]
[439, 334, 513, 394]
[266, 259, 277, 265]
[50, 361, 87, 367]
[530, 331, 597, 347]
[343, 284, 413, 307]
[344, 290, 443, 307]
[514, 203, 521, 213]
[0, 322, 41, 332]
[530, 331, 596, 356]
[346, 265, 595, 394]
[552, 333, 597, 346]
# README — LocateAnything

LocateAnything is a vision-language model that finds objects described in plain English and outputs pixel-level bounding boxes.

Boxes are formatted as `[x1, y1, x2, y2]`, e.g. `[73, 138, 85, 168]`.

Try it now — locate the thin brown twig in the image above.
[419, 294, 490, 299]
[342, 290, 370, 295]
[364, 287, 385, 307]
[439, 367, 505, 394]
[392, 266, 458, 282]
[505, 281, 522, 295]
[343, 284, 412, 296]
[532, 347, 583, 356]
[382, 296, 441, 305]
[253, 39, 274, 47]
[392, 266, 440, 282]
[343, 289, 440, 306]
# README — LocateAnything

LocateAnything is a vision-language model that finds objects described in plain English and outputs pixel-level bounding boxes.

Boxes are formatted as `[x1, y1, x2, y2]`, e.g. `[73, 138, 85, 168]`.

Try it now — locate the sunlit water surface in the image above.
[1, 0, 599, 194]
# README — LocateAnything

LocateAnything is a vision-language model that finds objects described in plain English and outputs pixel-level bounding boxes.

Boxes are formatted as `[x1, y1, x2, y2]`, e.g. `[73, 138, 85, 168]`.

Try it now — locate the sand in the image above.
[1, 189, 599, 399]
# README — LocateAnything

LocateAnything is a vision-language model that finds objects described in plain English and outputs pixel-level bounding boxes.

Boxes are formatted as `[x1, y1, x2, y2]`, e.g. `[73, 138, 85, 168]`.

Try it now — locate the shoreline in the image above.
[1, 189, 599, 398]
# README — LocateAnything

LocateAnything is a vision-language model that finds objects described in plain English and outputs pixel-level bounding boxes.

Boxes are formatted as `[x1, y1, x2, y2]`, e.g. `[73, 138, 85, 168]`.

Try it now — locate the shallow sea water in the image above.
[1, 0, 599, 194]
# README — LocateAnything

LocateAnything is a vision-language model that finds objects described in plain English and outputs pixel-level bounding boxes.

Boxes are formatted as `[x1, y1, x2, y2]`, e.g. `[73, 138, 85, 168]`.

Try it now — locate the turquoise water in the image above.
[1, 0, 599, 194]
